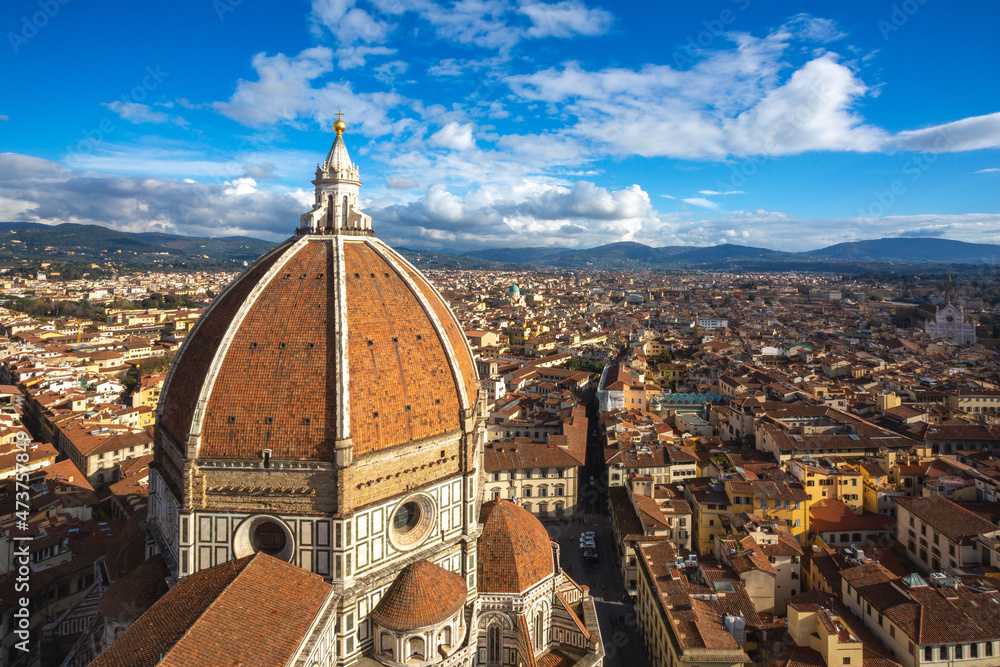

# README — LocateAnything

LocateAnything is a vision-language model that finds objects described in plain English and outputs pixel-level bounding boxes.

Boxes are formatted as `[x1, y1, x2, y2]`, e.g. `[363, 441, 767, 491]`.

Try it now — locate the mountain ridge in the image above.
[2, 223, 997, 271]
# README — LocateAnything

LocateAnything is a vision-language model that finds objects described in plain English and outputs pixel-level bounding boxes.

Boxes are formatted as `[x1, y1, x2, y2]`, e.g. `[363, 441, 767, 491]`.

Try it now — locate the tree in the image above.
[563, 358, 606, 374]
[137, 352, 176, 375]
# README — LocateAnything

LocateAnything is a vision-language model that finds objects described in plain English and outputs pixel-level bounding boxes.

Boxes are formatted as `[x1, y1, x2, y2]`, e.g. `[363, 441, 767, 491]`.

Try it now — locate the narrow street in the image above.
[539, 387, 651, 667]
[544, 515, 651, 667]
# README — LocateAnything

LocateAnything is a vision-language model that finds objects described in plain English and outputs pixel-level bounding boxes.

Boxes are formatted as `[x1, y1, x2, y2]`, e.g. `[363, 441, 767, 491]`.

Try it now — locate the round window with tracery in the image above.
[388, 495, 435, 550]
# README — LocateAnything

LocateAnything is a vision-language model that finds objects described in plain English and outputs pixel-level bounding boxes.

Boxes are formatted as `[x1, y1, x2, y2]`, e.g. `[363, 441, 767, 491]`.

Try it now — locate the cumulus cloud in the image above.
[311, 0, 393, 45]
[0, 153, 301, 240]
[429, 122, 476, 151]
[508, 32, 886, 159]
[505, 18, 995, 161]
[370, 180, 656, 249]
[5, 150, 1000, 253]
[211, 47, 407, 135]
[104, 101, 188, 128]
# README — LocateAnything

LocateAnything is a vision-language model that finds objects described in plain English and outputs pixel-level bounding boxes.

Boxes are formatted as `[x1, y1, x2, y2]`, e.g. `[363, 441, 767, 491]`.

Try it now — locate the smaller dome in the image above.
[478, 500, 553, 594]
[509, 284, 520, 294]
[371, 560, 467, 631]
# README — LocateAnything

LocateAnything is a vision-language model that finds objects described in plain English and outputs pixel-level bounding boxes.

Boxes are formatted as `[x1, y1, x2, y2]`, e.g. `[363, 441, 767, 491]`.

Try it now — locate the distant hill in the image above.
[0, 222, 274, 268]
[804, 237, 1000, 264]
[462, 246, 571, 263]
[2, 222, 998, 272]
[450, 238, 1000, 270]
[396, 248, 511, 270]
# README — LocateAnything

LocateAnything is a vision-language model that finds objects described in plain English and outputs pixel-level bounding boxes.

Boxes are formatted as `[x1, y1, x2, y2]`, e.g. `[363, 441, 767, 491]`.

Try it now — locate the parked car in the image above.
[580, 531, 595, 540]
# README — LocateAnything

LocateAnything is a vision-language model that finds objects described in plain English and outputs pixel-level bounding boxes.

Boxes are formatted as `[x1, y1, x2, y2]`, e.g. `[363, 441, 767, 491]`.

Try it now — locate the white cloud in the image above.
[505, 19, 996, 161]
[521, 1, 613, 39]
[699, 190, 744, 195]
[508, 40, 886, 159]
[310, 0, 393, 44]
[429, 122, 476, 151]
[0, 153, 302, 240]
[0, 115, 8, 122]
[371, 180, 656, 249]
[974, 167, 1000, 174]
[682, 197, 719, 209]
[374, 59, 408, 83]
[310, 0, 613, 56]
[336, 46, 397, 69]
[223, 177, 258, 196]
[724, 54, 887, 155]
[781, 14, 846, 43]
[211, 47, 408, 135]
[104, 101, 188, 128]
[5, 151, 1000, 253]
[894, 112, 1000, 153]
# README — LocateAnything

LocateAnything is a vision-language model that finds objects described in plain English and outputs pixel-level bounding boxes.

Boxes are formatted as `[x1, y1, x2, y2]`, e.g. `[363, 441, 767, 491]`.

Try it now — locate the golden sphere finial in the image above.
[334, 110, 346, 135]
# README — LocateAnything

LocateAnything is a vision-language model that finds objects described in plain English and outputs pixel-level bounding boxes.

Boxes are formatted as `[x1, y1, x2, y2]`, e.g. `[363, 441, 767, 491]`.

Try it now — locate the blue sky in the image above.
[1, 0, 999, 252]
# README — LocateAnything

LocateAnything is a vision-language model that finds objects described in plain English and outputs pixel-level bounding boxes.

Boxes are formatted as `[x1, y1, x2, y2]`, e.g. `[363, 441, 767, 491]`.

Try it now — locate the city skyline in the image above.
[1, 0, 999, 252]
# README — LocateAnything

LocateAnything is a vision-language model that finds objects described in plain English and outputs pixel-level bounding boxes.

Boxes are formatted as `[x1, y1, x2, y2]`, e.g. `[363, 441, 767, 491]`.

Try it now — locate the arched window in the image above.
[342, 195, 348, 227]
[522, 502, 532, 512]
[534, 609, 545, 650]
[380, 632, 394, 656]
[326, 195, 334, 228]
[406, 636, 424, 661]
[523, 486, 533, 498]
[487, 624, 501, 664]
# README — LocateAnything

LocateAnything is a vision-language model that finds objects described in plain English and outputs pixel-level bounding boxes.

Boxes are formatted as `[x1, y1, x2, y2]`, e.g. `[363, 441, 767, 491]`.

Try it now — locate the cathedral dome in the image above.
[370, 560, 467, 631]
[150, 122, 484, 581]
[477, 499, 554, 594]
[158, 234, 478, 461]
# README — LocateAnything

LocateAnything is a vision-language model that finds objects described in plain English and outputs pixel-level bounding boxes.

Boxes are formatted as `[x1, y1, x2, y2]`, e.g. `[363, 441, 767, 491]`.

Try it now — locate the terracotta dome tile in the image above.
[478, 499, 554, 594]
[370, 560, 467, 630]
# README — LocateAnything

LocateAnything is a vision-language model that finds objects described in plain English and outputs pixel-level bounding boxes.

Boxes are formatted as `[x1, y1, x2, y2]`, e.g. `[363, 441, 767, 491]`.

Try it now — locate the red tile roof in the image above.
[99, 553, 171, 621]
[809, 498, 896, 533]
[894, 495, 998, 544]
[93, 553, 333, 667]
